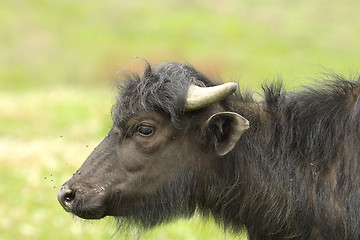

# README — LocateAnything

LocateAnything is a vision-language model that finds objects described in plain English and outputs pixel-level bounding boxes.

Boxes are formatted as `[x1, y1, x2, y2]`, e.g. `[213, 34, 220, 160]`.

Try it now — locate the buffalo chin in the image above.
[70, 206, 107, 220]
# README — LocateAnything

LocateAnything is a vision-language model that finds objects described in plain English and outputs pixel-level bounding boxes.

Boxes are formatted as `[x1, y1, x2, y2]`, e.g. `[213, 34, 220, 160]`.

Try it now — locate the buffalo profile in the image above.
[58, 62, 360, 240]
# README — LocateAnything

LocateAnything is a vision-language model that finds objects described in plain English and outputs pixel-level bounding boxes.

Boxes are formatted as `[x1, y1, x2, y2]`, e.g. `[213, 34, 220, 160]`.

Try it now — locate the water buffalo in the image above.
[58, 62, 360, 239]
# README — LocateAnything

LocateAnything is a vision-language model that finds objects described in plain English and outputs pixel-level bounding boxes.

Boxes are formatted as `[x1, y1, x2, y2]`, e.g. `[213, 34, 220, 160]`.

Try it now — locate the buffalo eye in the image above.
[136, 125, 155, 137]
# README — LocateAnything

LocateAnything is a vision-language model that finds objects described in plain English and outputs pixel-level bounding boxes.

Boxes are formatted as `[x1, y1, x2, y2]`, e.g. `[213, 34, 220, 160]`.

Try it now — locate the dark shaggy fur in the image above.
[112, 62, 217, 128]
[112, 62, 360, 239]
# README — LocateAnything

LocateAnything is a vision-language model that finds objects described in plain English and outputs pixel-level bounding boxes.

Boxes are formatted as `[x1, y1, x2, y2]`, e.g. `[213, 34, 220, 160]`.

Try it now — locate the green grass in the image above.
[1, 0, 360, 239]
[2, 0, 360, 91]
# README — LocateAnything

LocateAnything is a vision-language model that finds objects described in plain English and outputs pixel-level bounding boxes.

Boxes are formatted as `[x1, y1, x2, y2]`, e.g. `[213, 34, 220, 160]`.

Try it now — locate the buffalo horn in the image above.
[185, 82, 238, 111]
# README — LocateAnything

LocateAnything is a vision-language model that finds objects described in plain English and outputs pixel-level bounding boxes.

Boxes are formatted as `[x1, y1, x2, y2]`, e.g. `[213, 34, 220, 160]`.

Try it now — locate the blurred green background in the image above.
[1, 0, 360, 239]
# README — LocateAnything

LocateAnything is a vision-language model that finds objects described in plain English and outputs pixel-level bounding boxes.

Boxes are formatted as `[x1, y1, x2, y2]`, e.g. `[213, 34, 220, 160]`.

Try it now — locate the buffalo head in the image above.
[57, 63, 249, 227]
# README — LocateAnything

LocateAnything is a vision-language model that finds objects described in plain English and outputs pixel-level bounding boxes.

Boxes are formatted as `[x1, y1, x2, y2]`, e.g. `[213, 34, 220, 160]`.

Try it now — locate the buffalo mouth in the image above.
[57, 184, 107, 219]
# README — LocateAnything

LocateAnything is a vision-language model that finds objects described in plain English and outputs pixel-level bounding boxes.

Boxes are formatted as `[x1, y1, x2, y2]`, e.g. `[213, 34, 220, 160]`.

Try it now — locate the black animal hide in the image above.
[112, 63, 360, 239]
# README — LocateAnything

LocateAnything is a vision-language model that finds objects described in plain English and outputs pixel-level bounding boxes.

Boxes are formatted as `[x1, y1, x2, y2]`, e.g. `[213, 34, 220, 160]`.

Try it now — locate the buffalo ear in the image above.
[203, 112, 249, 156]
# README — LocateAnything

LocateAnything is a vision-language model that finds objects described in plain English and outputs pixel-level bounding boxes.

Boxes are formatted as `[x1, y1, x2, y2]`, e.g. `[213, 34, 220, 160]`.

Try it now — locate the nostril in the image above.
[64, 190, 75, 203]
[57, 185, 75, 210]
